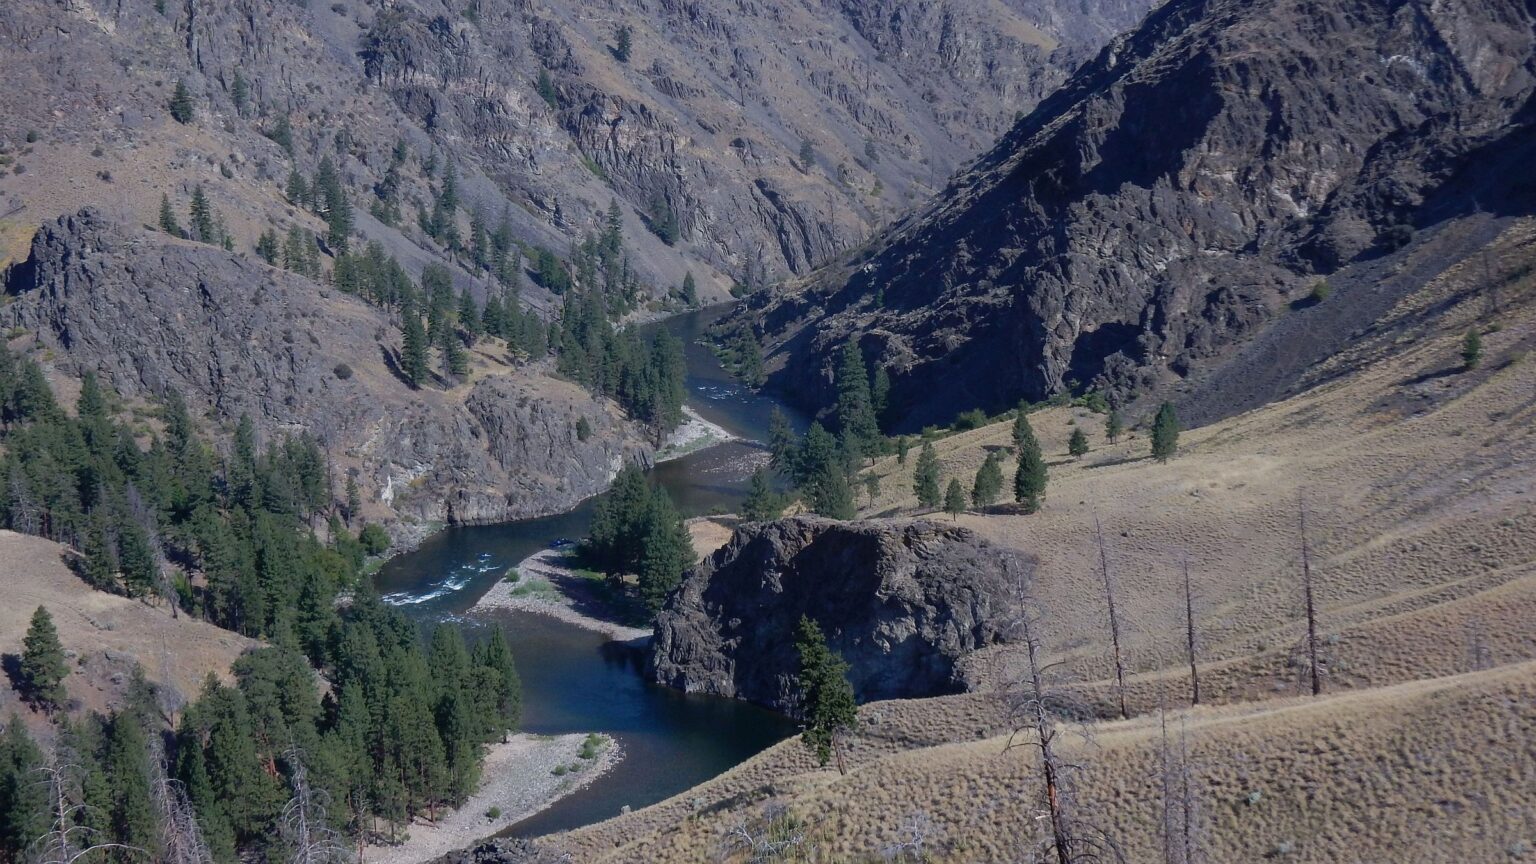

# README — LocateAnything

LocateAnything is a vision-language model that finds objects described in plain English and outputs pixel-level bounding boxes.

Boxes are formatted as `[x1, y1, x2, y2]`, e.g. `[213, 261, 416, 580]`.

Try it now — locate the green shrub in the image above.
[485, 806, 501, 819]
[1310, 281, 1332, 303]
[358, 523, 390, 555]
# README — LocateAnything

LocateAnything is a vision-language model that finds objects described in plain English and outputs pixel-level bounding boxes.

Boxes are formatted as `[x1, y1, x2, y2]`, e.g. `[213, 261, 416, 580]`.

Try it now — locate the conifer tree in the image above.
[169, 79, 195, 123]
[189, 185, 216, 243]
[80, 511, 118, 591]
[105, 712, 158, 859]
[230, 71, 249, 116]
[1105, 408, 1124, 444]
[794, 617, 857, 773]
[536, 68, 558, 109]
[1013, 415, 1047, 514]
[1012, 402, 1037, 452]
[439, 321, 469, 384]
[1068, 427, 1089, 459]
[862, 472, 881, 507]
[870, 366, 891, 431]
[638, 490, 691, 611]
[834, 342, 879, 459]
[681, 271, 698, 306]
[21, 606, 68, 710]
[943, 478, 967, 521]
[913, 441, 942, 509]
[400, 304, 430, 388]
[0, 719, 48, 860]
[1462, 329, 1483, 370]
[741, 468, 783, 522]
[972, 451, 1003, 508]
[477, 628, 521, 740]
[440, 158, 459, 213]
[767, 408, 797, 476]
[1151, 401, 1180, 463]
[159, 194, 182, 236]
[613, 24, 633, 63]
[255, 228, 280, 265]
[809, 468, 856, 520]
[457, 289, 481, 346]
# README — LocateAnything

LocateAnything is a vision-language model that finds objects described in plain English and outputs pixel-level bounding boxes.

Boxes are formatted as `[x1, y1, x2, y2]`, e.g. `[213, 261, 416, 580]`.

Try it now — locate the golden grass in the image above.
[532, 219, 1536, 863]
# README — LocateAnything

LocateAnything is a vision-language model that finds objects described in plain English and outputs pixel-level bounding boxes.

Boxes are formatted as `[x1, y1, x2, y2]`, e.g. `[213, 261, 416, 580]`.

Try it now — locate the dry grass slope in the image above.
[522, 219, 1536, 863]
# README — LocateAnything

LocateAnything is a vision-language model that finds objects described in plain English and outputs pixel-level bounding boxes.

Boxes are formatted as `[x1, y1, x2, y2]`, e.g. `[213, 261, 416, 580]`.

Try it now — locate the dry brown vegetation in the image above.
[527, 219, 1536, 862]
[0, 529, 256, 730]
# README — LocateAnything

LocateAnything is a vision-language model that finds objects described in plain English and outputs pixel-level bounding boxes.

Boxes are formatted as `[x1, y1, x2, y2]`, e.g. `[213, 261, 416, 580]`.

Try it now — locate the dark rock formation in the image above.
[744, 0, 1536, 429]
[2, 210, 650, 538]
[649, 516, 1027, 711]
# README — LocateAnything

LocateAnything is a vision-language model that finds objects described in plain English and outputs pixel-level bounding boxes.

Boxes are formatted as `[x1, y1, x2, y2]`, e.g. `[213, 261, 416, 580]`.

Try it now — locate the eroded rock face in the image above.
[2, 210, 651, 538]
[746, 0, 1536, 429]
[649, 516, 1027, 711]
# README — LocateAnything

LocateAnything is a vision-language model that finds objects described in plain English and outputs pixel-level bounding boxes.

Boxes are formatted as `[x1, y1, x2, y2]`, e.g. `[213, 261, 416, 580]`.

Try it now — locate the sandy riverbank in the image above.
[364, 731, 620, 864]
[656, 406, 738, 462]
[472, 549, 652, 641]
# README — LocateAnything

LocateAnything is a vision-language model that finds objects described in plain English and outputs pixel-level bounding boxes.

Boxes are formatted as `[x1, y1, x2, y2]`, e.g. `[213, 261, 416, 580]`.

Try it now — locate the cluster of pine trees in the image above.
[158, 186, 233, 250]
[763, 342, 890, 520]
[582, 464, 693, 610]
[555, 289, 686, 433]
[285, 156, 353, 253]
[0, 599, 521, 863]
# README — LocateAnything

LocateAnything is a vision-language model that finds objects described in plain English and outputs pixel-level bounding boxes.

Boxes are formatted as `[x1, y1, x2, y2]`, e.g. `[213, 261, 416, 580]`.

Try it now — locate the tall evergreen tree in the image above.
[1104, 408, 1124, 444]
[159, 193, 182, 236]
[0, 719, 48, 861]
[104, 712, 158, 860]
[834, 342, 879, 458]
[638, 490, 691, 611]
[477, 628, 521, 740]
[793, 617, 857, 773]
[536, 68, 558, 109]
[1151, 401, 1180, 463]
[971, 452, 1003, 508]
[1462, 329, 1483, 369]
[613, 24, 633, 63]
[1068, 427, 1090, 459]
[912, 441, 942, 509]
[400, 303, 430, 388]
[169, 79, 195, 123]
[189, 185, 216, 244]
[943, 478, 967, 521]
[1014, 418, 1048, 514]
[741, 468, 783, 522]
[21, 606, 67, 710]
[870, 366, 891, 431]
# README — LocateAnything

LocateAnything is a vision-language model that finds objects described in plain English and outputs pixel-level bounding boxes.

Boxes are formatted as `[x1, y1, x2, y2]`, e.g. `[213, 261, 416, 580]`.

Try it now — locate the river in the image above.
[372, 304, 807, 837]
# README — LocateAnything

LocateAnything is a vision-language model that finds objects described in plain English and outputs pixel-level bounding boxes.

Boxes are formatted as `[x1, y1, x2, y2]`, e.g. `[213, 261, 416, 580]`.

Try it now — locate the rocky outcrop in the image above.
[2, 210, 651, 537]
[745, 0, 1536, 429]
[649, 516, 1027, 711]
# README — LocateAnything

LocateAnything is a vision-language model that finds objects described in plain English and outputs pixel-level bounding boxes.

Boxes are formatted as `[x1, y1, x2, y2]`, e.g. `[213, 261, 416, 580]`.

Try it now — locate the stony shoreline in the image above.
[364, 731, 620, 864]
[471, 549, 653, 642]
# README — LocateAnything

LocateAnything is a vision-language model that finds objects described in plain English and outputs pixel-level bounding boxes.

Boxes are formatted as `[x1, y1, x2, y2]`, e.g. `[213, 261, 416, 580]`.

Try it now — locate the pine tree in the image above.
[440, 158, 459, 213]
[478, 628, 521, 740]
[189, 185, 216, 244]
[80, 510, 118, 590]
[1105, 408, 1124, 444]
[457, 289, 481, 346]
[1068, 427, 1089, 459]
[230, 71, 249, 115]
[861, 472, 881, 507]
[741, 468, 783, 522]
[1462, 329, 1483, 370]
[255, 228, 280, 265]
[536, 68, 558, 109]
[327, 186, 353, 253]
[638, 490, 691, 611]
[794, 617, 857, 773]
[1012, 402, 1037, 452]
[809, 468, 856, 520]
[971, 452, 1003, 508]
[439, 322, 469, 384]
[1013, 415, 1047, 514]
[0, 719, 49, 861]
[681, 271, 698, 306]
[159, 193, 182, 236]
[401, 304, 430, 388]
[943, 478, 967, 520]
[913, 441, 941, 509]
[105, 711, 158, 859]
[834, 342, 879, 458]
[21, 606, 68, 709]
[1151, 401, 1180, 463]
[169, 79, 195, 123]
[613, 24, 633, 63]
[798, 138, 815, 171]
[870, 366, 891, 431]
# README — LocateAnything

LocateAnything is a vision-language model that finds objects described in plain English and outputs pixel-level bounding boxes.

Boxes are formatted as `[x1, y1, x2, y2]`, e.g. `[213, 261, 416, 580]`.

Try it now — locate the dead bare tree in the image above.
[1004, 569, 1125, 864]
[722, 802, 811, 864]
[1298, 499, 1322, 697]
[280, 748, 349, 864]
[1093, 514, 1130, 719]
[150, 740, 213, 864]
[881, 811, 939, 862]
[28, 761, 141, 864]
[1181, 560, 1201, 706]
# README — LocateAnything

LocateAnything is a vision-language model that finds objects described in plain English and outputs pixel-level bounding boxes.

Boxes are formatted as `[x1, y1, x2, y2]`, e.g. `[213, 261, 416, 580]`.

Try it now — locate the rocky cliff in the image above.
[743, 0, 1536, 429]
[0, 0, 1154, 299]
[3, 209, 651, 537]
[649, 516, 1028, 711]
